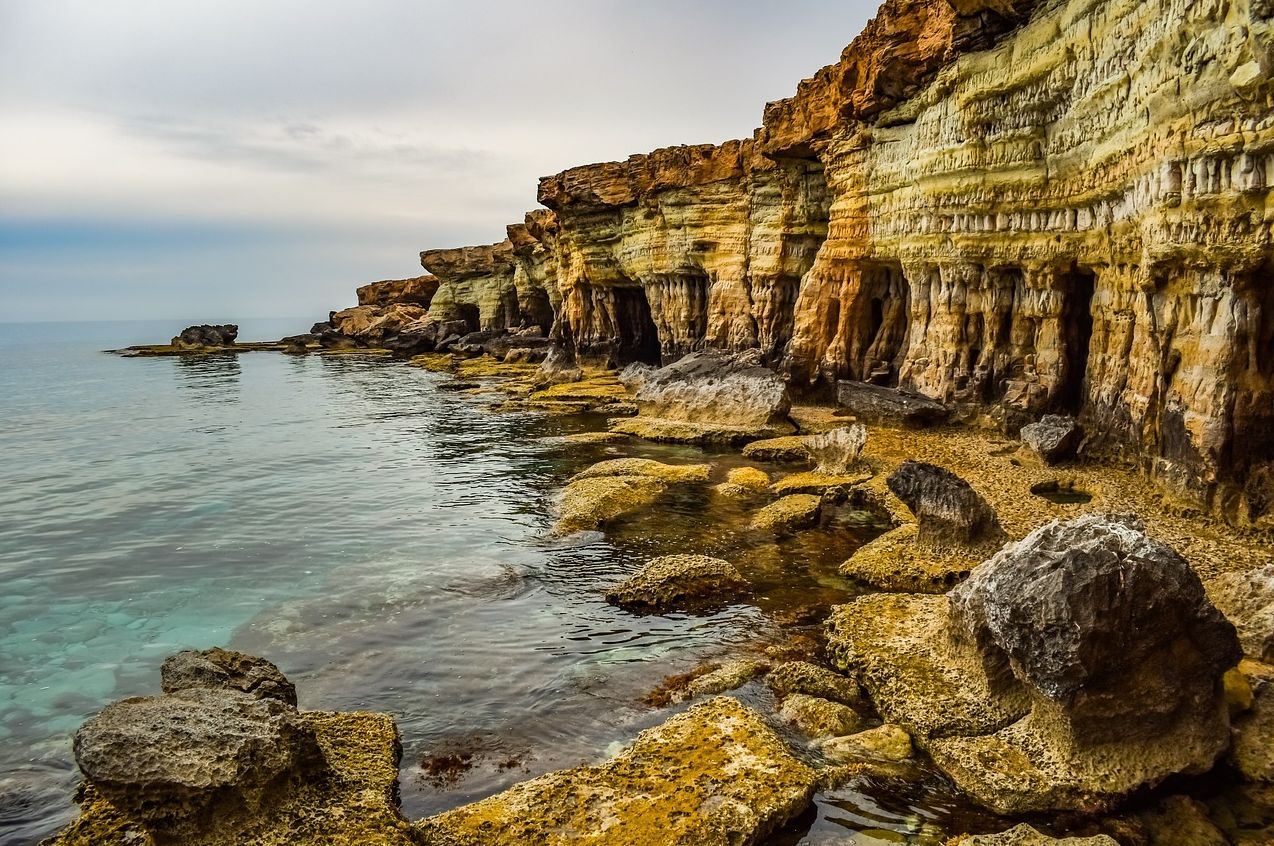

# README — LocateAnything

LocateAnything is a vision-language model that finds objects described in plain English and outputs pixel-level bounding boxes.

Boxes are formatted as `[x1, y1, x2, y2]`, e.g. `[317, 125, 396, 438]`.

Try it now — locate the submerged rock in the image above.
[1020, 415, 1082, 464]
[171, 324, 238, 349]
[605, 555, 750, 612]
[613, 350, 796, 443]
[886, 460, 1001, 547]
[948, 826, 1119, 845]
[835, 381, 948, 428]
[555, 458, 711, 535]
[777, 693, 865, 738]
[765, 661, 863, 707]
[817, 724, 912, 763]
[830, 515, 1244, 815]
[161, 647, 297, 706]
[751, 494, 822, 533]
[415, 697, 818, 846]
[686, 659, 770, 697]
[570, 458, 710, 484]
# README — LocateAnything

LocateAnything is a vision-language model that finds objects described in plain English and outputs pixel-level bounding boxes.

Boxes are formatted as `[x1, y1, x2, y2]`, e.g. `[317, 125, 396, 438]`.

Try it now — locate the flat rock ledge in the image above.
[827, 514, 1242, 816]
[554, 458, 710, 535]
[415, 696, 818, 846]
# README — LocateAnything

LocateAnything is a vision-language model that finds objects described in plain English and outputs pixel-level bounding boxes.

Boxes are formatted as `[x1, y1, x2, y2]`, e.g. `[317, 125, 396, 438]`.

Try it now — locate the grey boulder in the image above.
[886, 461, 1001, 546]
[161, 647, 298, 706]
[1020, 415, 1082, 463]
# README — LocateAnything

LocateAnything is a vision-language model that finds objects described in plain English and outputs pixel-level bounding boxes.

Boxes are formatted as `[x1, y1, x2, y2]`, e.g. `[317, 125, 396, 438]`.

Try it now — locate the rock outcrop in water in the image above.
[384, 0, 1274, 525]
[171, 324, 238, 349]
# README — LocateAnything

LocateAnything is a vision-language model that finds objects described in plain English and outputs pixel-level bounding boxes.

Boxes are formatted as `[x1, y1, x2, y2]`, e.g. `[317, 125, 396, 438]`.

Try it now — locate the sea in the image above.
[0, 320, 1004, 846]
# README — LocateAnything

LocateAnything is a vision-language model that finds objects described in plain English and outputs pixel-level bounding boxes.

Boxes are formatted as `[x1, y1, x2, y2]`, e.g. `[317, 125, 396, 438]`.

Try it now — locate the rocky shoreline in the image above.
[78, 0, 1274, 839]
[74, 339, 1274, 844]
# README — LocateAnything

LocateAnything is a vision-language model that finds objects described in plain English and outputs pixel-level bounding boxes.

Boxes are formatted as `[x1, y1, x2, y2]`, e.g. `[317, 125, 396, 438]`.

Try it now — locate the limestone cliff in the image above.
[372, 0, 1272, 523]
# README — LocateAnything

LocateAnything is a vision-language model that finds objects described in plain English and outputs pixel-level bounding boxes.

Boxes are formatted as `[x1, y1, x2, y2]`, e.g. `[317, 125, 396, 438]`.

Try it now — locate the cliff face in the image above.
[399, 0, 1273, 522]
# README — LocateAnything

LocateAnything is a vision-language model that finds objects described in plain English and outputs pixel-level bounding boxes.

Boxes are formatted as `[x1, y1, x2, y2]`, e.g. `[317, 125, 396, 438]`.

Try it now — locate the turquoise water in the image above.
[0, 321, 1002, 846]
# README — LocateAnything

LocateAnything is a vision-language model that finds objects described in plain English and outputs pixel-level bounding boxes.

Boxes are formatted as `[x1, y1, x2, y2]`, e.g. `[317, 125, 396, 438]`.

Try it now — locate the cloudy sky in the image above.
[0, 1, 873, 324]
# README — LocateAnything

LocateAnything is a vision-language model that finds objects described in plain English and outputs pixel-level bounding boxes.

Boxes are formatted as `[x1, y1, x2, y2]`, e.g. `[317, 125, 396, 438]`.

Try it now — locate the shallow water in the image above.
[0, 321, 1004, 845]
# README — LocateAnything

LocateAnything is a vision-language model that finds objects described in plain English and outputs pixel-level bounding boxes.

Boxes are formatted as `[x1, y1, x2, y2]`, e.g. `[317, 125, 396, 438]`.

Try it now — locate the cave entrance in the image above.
[856, 262, 911, 386]
[613, 285, 662, 366]
[1057, 265, 1096, 414]
[455, 304, 481, 334]
[522, 289, 555, 334]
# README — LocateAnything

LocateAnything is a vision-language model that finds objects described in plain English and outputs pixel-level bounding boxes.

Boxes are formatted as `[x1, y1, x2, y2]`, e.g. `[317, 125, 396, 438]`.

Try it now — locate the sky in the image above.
[0, 1, 874, 324]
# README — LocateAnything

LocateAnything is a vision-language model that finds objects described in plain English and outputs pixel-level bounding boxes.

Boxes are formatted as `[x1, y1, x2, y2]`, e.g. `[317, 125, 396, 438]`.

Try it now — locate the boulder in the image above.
[835, 380, 948, 428]
[51, 657, 413, 846]
[414, 697, 818, 846]
[886, 461, 1001, 546]
[1207, 565, 1274, 662]
[751, 494, 822, 533]
[829, 516, 1243, 815]
[948, 826, 1119, 846]
[765, 661, 863, 707]
[805, 424, 867, 474]
[613, 350, 795, 443]
[161, 647, 297, 706]
[817, 725, 912, 763]
[686, 659, 770, 698]
[839, 523, 981, 593]
[1020, 415, 1083, 463]
[383, 320, 442, 358]
[171, 324, 238, 348]
[777, 694, 865, 738]
[949, 514, 1242, 743]
[72, 688, 324, 835]
[605, 555, 750, 612]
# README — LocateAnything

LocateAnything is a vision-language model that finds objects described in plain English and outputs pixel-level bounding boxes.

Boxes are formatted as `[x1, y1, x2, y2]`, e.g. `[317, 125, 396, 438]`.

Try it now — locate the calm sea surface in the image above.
[0, 320, 1000, 846]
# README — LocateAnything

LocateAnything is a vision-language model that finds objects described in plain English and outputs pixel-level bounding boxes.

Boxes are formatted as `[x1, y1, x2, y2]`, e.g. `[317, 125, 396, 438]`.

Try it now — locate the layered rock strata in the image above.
[389, 0, 1273, 522]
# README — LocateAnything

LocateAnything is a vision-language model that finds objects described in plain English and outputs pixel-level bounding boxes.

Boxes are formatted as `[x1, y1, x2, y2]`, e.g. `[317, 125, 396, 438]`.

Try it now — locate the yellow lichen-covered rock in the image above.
[818, 724, 913, 763]
[414, 697, 818, 846]
[839, 524, 981, 593]
[605, 554, 750, 612]
[571, 458, 710, 484]
[765, 661, 863, 707]
[609, 416, 792, 446]
[777, 694, 865, 738]
[1230, 660, 1274, 783]
[750, 494, 822, 533]
[554, 475, 668, 535]
[945, 826, 1119, 845]
[544, 431, 631, 445]
[714, 467, 773, 498]
[46, 711, 416, 846]
[741, 436, 813, 463]
[770, 471, 871, 496]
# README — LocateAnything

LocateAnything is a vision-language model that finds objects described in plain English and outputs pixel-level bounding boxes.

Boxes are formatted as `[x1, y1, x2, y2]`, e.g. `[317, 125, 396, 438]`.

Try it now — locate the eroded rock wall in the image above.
[778, 0, 1274, 517]
[379, 0, 1271, 520]
[534, 140, 830, 367]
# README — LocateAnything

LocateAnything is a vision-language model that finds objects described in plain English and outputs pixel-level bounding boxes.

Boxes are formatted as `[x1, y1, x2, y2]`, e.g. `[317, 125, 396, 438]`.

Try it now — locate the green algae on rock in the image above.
[817, 724, 913, 764]
[414, 697, 818, 846]
[839, 523, 981, 593]
[765, 661, 863, 707]
[777, 693, 865, 738]
[554, 475, 668, 535]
